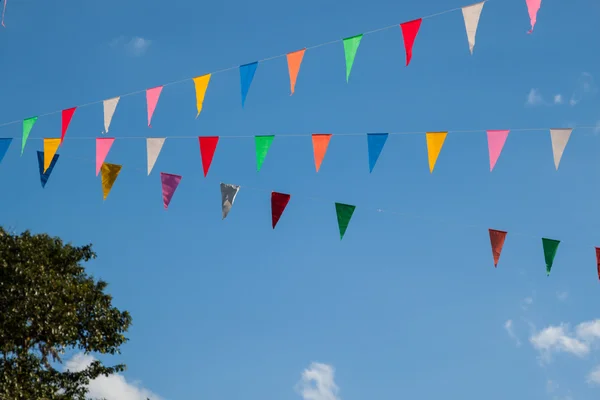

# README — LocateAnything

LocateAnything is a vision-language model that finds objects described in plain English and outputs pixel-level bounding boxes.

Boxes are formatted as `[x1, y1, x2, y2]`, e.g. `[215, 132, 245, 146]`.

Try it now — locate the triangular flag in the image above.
[400, 19, 422, 66]
[0, 138, 11, 165]
[426, 132, 447, 173]
[147, 137, 166, 175]
[462, 2, 485, 55]
[193, 74, 211, 117]
[103, 97, 120, 133]
[542, 238, 560, 276]
[335, 203, 356, 240]
[255, 135, 274, 172]
[287, 49, 305, 95]
[488, 229, 507, 267]
[271, 192, 291, 229]
[160, 172, 182, 210]
[343, 34, 363, 82]
[550, 128, 572, 170]
[487, 130, 509, 171]
[525, 0, 542, 33]
[96, 138, 115, 176]
[43, 138, 60, 173]
[221, 183, 240, 220]
[312, 134, 332, 172]
[101, 162, 122, 201]
[146, 86, 163, 127]
[37, 151, 59, 188]
[61, 107, 76, 145]
[22, 116, 37, 155]
[367, 133, 388, 173]
[595, 247, 600, 281]
[198, 136, 219, 177]
[240, 62, 258, 107]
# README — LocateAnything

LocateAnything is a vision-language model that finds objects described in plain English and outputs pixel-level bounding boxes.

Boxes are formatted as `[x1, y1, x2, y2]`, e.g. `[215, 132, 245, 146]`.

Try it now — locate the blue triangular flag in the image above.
[0, 138, 12, 165]
[240, 62, 258, 107]
[37, 151, 59, 188]
[367, 133, 388, 173]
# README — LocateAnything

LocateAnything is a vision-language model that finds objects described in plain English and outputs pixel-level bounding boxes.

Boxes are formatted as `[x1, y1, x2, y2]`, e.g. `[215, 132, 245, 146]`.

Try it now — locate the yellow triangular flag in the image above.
[43, 138, 61, 173]
[101, 162, 122, 200]
[426, 132, 448, 173]
[193, 74, 211, 117]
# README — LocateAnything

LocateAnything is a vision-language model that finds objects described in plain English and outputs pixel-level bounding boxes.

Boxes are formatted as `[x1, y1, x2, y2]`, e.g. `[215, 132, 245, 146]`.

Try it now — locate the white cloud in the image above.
[570, 72, 596, 106]
[110, 36, 151, 56]
[505, 320, 521, 346]
[522, 296, 534, 310]
[587, 365, 600, 386]
[529, 319, 600, 363]
[557, 291, 568, 301]
[296, 363, 340, 400]
[64, 353, 161, 400]
[526, 88, 544, 106]
[554, 94, 563, 104]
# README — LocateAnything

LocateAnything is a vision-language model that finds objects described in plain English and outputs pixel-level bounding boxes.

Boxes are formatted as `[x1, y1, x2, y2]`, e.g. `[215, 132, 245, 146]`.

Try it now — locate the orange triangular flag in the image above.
[312, 134, 332, 172]
[287, 48, 305, 95]
[489, 229, 507, 268]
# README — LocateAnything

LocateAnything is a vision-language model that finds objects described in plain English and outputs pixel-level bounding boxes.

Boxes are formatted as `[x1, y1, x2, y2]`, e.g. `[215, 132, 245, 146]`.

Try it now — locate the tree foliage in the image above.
[0, 227, 132, 399]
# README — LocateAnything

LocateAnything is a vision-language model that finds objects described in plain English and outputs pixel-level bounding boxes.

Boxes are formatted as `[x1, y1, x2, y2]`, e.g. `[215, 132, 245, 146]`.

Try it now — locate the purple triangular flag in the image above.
[160, 172, 182, 209]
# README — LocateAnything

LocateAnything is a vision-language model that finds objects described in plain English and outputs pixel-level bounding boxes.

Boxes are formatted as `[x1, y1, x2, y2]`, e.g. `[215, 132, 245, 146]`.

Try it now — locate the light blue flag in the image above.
[367, 133, 388, 173]
[240, 62, 258, 107]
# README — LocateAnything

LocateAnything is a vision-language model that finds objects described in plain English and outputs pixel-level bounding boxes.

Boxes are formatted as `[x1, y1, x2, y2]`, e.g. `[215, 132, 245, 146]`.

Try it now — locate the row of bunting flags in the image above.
[0, 127, 576, 179]
[3, 0, 545, 147]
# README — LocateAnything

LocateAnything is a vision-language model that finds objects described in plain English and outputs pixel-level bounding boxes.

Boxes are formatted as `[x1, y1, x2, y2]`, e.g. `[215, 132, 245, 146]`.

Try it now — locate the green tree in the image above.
[0, 227, 132, 399]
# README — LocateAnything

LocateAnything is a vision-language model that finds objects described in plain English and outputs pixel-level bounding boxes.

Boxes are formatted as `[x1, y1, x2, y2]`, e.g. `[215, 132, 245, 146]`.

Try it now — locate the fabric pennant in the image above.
[43, 138, 60, 173]
[198, 136, 219, 177]
[487, 130, 509, 171]
[335, 203, 356, 240]
[37, 151, 59, 188]
[21, 116, 37, 155]
[271, 192, 291, 229]
[542, 238, 560, 276]
[146, 86, 163, 127]
[400, 19, 422, 66]
[160, 172, 182, 210]
[525, 0, 542, 33]
[221, 183, 240, 220]
[462, 2, 485, 54]
[312, 134, 332, 172]
[343, 34, 363, 82]
[0, 138, 11, 165]
[287, 49, 305, 95]
[595, 247, 600, 281]
[61, 107, 76, 145]
[367, 133, 388, 173]
[426, 132, 447, 173]
[255, 135, 274, 172]
[96, 138, 115, 176]
[193, 74, 211, 117]
[240, 62, 258, 107]
[550, 128, 572, 170]
[101, 163, 122, 201]
[147, 137, 166, 175]
[103, 97, 120, 133]
[488, 229, 507, 267]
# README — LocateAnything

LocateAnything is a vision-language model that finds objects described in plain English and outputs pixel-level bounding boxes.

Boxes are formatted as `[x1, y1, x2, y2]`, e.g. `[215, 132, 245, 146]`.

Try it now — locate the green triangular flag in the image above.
[255, 135, 274, 172]
[335, 202, 356, 240]
[22, 116, 38, 155]
[343, 34, 363, 82]
[542, 238, 560, 276]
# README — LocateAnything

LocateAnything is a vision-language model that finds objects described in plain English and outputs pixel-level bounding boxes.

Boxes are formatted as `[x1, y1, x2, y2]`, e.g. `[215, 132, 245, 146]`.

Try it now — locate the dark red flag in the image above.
[271, 192, 291, 229]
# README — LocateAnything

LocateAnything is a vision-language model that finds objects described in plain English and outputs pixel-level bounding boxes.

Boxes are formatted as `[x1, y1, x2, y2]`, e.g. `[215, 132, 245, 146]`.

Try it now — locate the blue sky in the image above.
[0, 0, 600, 399]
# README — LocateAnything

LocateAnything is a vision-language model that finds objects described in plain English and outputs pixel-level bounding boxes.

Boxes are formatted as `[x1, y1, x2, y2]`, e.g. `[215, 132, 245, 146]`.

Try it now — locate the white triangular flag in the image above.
[550, 128, 572, 170]
[103, 97, 120, 133]
[146, 138, 166, 175]
[220, 183, 240, 220]
[462, 2, 485, 55]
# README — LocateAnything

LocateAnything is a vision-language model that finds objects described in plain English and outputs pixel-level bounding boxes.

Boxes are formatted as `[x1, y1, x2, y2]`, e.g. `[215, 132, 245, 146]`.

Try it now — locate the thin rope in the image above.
[0, 0, 488, 129]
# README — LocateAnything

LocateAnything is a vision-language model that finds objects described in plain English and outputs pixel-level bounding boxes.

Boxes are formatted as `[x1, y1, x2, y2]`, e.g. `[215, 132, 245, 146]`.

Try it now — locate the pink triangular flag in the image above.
[487, 130, 509, 171]
[146, 86, 163, 128]
[525, 0, 542, 33]
[96, 137, 115, 176]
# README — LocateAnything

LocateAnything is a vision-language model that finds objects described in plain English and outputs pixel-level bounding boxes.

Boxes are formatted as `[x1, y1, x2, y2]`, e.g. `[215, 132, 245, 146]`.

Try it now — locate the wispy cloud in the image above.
[526, 88, 544, 106]
[556, 291, 568, 301]
[522, 296, 534, 310]
[505, 319, 521, 346]
[553, 94, 563, 104]
[529, 319, 600, 363]
[296, 363, 340, 400]
[65, 353, 161, 400]
[569, 72, 596, 106]
[110, 36, 152, 56]
[587, 365, 600, 386]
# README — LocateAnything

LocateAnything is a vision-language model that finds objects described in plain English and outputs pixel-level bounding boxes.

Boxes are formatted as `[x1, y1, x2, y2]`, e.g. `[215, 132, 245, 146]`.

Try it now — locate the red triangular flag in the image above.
[61, 107, 77, 145]
[271, 192, 291, 229]
[489, 229, 507, 267]
[400, 18, 422, 66]
[198, 136, 219, 177]
[595, 247, 600, 280]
